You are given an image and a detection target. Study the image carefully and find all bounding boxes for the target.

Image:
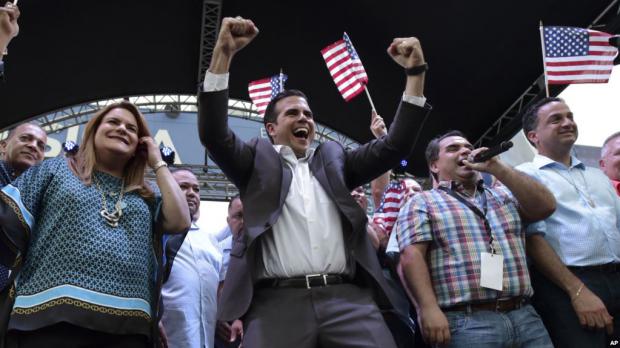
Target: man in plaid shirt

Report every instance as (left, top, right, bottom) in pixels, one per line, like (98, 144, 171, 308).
(395, 131, 555, 347)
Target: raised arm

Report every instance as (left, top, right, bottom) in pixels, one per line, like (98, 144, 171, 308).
(141, 137, 191, 234)
(197, 17, 259, 188)
(387, 37, 426, 98)
(0, 3, 19, 56)
(346, 37, 431, 188)
(207, 17, 258, 74)
(369, 110, 390, 207)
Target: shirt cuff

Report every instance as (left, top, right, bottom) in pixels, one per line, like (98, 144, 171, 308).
(402, 94, 427, 107)
(524, 221, 546, 237)
(203, 71, 229, 92)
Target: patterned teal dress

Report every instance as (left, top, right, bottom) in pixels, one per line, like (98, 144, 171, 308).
(0, 157, 161, 338)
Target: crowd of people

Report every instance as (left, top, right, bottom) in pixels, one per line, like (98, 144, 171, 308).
(1, 7, 620, 348)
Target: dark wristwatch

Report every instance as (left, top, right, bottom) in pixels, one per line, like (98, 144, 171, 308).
(405, 63, 428, 76)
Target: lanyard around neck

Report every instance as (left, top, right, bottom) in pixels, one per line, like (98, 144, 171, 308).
(438, 185, 496, 254)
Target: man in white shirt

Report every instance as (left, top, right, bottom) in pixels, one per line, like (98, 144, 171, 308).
(161, 169, 224, 348)
(199, 17, 431, 348)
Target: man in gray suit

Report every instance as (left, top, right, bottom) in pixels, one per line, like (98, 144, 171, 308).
(199, 16, 431, 348)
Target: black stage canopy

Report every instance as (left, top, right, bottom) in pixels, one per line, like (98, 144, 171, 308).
(0, 0, 617, 175)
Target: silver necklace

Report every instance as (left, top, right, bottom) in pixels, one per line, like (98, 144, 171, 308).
(93, 174, 125, 227)
(550, 168, 595, 208)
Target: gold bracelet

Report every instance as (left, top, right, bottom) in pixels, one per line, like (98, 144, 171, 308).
(571, 283, 585, 301)
(152, 160, 168, 173)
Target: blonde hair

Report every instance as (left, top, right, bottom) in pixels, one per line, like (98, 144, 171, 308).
(69, 101, 154, 199)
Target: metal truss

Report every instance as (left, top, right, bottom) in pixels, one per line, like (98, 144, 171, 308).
(473, 80, 543, 147)
(315, 124, 359, 149)
(12, 94, 359, 201)
(197, 0, 223, 89)
(23, 94, 359, 147)
(145, 164, 238, 201)
(24, 95, 200, 136)
(474, 0, 620, 147)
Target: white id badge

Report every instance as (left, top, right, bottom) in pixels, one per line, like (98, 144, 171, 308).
(480, 252, 504, 291)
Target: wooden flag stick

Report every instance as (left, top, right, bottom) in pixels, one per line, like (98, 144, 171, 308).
(539, 21, 550, 97)
(364, 86, 376, 113)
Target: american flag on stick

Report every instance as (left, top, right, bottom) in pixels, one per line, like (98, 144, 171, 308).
(321, 32, 369, 102)
(248, 73, 287, 115)
(541, 26, 618, 85)
(372, 178, 419, 237)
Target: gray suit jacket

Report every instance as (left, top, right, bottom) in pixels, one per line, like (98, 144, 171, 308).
(198, 89, 431, 321)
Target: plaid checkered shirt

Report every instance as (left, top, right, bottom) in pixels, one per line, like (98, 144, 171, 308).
(395, 180, 533, 308)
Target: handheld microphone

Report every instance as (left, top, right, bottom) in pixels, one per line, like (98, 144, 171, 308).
(609, 35, 620, 48)
(472, 141, 514, 163)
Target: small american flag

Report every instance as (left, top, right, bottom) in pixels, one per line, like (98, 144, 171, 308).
(372, 179, 419, 237)
(543, 26, 618, 84)
(321, 32, 368, 101)
(248, 73, 288, 115)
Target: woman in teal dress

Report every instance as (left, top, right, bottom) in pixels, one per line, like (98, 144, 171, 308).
(0, 101, 190, 347)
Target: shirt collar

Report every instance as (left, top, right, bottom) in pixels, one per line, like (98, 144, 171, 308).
(438, 178, 485, 193)
(533, 153, 585, 170)
(273, 144, 315, 163)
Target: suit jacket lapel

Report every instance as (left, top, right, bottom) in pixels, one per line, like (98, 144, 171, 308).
(279, 155, 292, 207)
(310, 145, 366, 244)
(309, 146, 333, 201)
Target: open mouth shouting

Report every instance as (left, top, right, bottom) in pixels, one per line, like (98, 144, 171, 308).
(293, 127, 310, 140)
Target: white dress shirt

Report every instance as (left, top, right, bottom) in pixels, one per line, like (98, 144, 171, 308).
(161, 222, 223, 348)
(257, 145, 348, 278)
(202, 71, 425, 278)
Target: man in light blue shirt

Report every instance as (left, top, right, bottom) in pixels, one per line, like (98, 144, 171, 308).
(517, 97, 620, 347)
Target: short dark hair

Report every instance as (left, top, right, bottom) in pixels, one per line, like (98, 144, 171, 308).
(425, 130, 467, 180)
(263, 89, 309, 143)
(521, 97, 563, 146)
